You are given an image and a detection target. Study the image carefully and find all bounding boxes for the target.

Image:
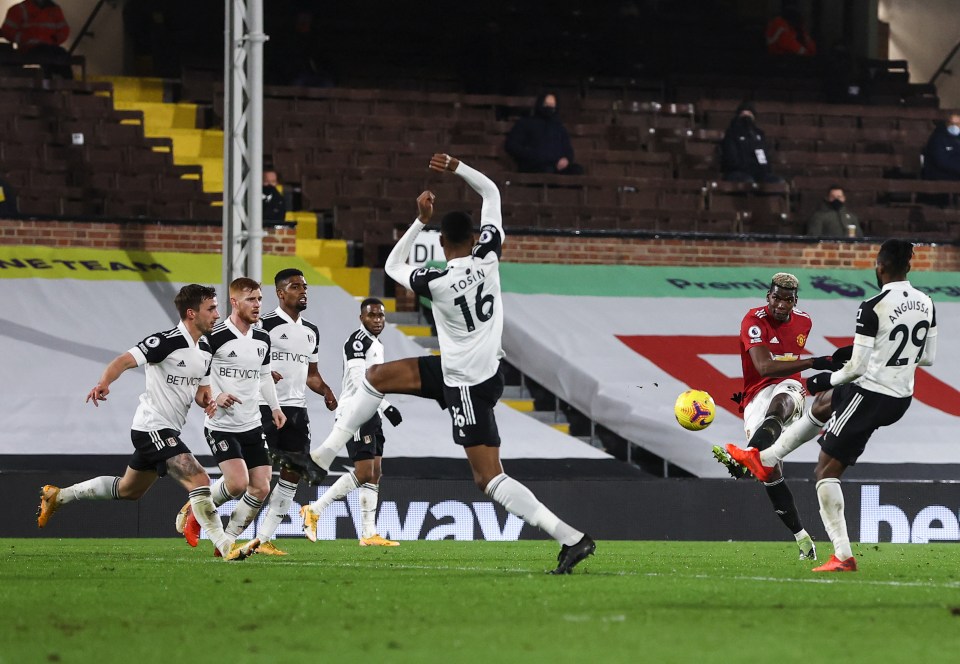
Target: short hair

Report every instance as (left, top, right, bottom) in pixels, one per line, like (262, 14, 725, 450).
(229, 277, 261, 295)
(877, 239, 913, 275)
(174, 284, 216, 319)
(440, 211, 474, 246)
(827, 183, 843, 193)
(770, 272, 800, 292)
(274, 268, 304, 287)
(360, 297, 384, 312)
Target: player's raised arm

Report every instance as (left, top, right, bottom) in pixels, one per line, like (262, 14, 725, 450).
(384, 189, 434, 286)
(430, 153, 503, 238)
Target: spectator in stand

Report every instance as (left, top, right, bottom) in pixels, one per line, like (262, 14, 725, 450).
(1, 0, 72, 78)
(262, 167, 287, 222)
(505, 93, 584, 175)
(720, 102, 783, 184)
(921, 113, 960, 181)
(766, 3, 816, 56)
(806, 185, 863, 237)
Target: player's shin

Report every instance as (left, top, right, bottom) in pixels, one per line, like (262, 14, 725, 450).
(763, 476, 804, 534)
(816, 478, 853, 560)
(58, 476, 121, 503)
(761, 411, 824, 467)
(749, 416, 783, 451)
(189, 486, 234, 556)
(358, 483, 379, 539)
(256, 479, 297, 542)
(225, 492, 264, 538)
(309, 471, 359, 515)
(485, 473, 582, 546)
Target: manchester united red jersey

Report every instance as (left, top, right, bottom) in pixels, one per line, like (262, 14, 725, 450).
(739, 305, 813, 411)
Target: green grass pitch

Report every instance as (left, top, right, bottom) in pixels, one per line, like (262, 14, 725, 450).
(2, 539, 960, 663)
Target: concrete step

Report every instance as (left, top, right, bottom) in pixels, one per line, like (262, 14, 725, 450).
(388, 311, 425, 325)
(501, 398, 534, 412)
(411, 336, 440, 350)
(501, 385, 531, 399)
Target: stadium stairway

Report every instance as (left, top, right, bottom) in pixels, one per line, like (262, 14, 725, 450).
(94, 76, 224, 194)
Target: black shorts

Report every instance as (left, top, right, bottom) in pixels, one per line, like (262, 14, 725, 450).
(346, 414, 385, 461)
(204, 426, 271, 469)
(260, 405, 310, 454)
(442, 369, 504, 448)
(818, 383, 912, 466)
(130, 429, 191, 477)
(418, 355, 448, 409)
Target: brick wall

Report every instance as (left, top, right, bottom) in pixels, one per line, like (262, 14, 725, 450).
(502, 235, 960, 272)
(0, 219, 297, 255)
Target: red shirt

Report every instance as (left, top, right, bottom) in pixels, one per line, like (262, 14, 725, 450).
(739, 305, 812, 411)
(1, 0, 69, 51)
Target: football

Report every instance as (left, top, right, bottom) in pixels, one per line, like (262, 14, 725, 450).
(674, 389, 716, 431)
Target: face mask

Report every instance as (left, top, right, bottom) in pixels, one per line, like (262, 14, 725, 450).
(948, 125, 960, 136)
(538, 106, 556, 118)
(829, 199, 843, 211)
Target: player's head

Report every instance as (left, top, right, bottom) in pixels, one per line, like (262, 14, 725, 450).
(876, 239, 913, 286)
(229, 277, 263, 324)
(275, 268, 307, 313)
(175, 284, 219, 333)
(359, 297, 385, 336)
(439, 211, 474, 258)
(766, 272, 799, 322)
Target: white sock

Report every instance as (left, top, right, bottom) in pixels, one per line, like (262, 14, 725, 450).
(485, 473, 582, 546)
(256, 479, 298, 542)
(189, 486, 233, 556)
(210, 477, 236, 506)
(58, 476, 121, 504)
(761, 410, 825, 466)
(793, 528, 811, 542)
(816, 478, 853, 560)
(359, 483, 379, 539)
(309, 471, 360, 515)
(311, 379, 383, 470)
(225, 492, 264, 538)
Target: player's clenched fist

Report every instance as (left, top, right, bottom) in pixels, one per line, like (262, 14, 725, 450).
(417, 190, 436, 223)
(429, 153, 459, 172)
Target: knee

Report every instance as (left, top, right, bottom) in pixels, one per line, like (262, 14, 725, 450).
(119, 487, 147, 501)
(249, 480, 270, 501)
(225, 477, 248, 498)
(365, 365, 385, 391)
(185, 472, 212, 491)
(354, 467, 376, 485)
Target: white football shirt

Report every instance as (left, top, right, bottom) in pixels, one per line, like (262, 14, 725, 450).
(127, 320, 211, 432)
(385, 161, 504, 387)
(202, 317, 278, 432)
(846, 280, 937, 398)
(258, 307, 320, 408)
(338, 326, 391, 418)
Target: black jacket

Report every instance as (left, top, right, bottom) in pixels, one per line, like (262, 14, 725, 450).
(504, 96, 575, 173)
(720, 116, 773, 180)
(921, 123, 960, 181)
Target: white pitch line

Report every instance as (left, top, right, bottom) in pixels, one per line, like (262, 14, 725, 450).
(238, 559, 960, 589)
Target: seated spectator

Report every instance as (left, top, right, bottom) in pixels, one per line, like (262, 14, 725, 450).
(505, 93, 583, 175)
(921, 113, 960, 181)
(720, 102, 783, 184)
(1, 0, 72, 78)
(262, 168, 286, 222)
(806, 185, 862, 237)
(766, 4, 816, 56)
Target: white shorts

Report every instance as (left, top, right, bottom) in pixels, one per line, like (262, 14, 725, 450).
(742, 380, 805, 442)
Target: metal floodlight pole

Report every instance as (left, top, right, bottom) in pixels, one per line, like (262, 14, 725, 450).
(222, 0, 266, 303)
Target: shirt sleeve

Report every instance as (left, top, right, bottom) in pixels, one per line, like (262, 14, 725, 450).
(384, 218, 424, 287)
(131, 332, 173, 365)
(740, 314, 769, 350)
(855, 299, 880, 338)
(453, 160, 504, 241)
